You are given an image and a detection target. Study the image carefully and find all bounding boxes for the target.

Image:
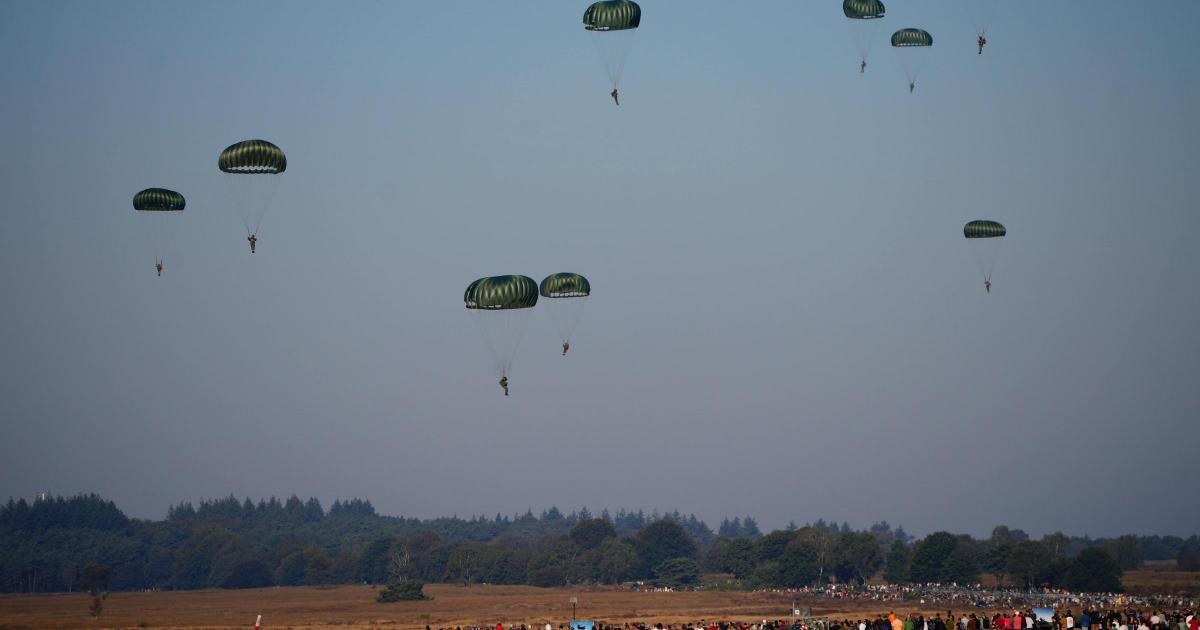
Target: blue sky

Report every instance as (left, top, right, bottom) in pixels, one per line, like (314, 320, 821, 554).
(1, 1, 1197, 538)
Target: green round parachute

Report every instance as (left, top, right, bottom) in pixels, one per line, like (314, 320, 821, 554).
(539, 273, 591, 298)
(964, 220, 1007, 289)
(133, 188, 185, 212)
(219, 139, 286, 241)
(963, 220, 1006, 238)
(844, 0, 885, 20)
(844, 0, 885, 72)
(891, 28, 933, 47)
(584, 0, 641, 90)
(540, 273, 591, 355)
(465, 275, 539, 310)
(465, 275, 539, 383)
(891, 28, 933, 91)
(218, 139, 287, 174)
(583, 0, 641, 31)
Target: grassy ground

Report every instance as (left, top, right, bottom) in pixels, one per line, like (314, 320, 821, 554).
(2, 574, 1197, 630)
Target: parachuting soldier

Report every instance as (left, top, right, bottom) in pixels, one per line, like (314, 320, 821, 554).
(977, 34, 987, 54)
(610, 87, 619, 106)
(248, 233, 257, 253)
(562, 341, 570, 356)
(499, 375, 509, 396)
(155, 260, 163, 277)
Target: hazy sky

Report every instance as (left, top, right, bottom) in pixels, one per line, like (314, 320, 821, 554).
(1, 1, 1197, 540)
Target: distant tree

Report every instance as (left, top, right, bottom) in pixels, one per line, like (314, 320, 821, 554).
(705, 537, 755, 578)
(376, 580, 428, 602)
(1105, 535, 1143, 571)
(941, 539, 980, 583)
(740, 517, 762, 539)
(794, 526, 840, 584)
(81, 564, 111, 618)
(884, 540, 910, 584)
(1177, 548, 1200, 571)
(756, 530, 797, 564)
(655, 557, 701, 587)
(1041, 532, 1070, 561)
(778, 539, 822, 587)
(1064, 547, 1121, 592)
(528, 564, 566, 587)
(596, 538, 639, 584)
(221, 560, 273, 589)
(570, 518, 616, 550)
(1006, 540, 1051, 589)
(359, 537, 394, 584)
(909, 532, 959, 583)
(632, 520, 697, 578)
(834, 531, 882, 585)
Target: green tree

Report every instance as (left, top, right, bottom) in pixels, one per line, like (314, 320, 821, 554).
(596, 538, 639, 584)
(1006, 540, 1051, 589)
(1177, 548, 1200, 571)
(221, 560, 274, 589)
(570, 518, 616, 550)
(655, 557, 701, 587)
(778, 539, 822, 587)
(884, 540, 910, 584)
(632, 520, 697, 578)
(81, 564, 112, 618)
(1064, 547, 1122, 592)
(1104, 535, 1143, 570)
(834, 531, 882, 585)
(909, 532, 958, 582)
(941, 539, 980, 583)
(376, 580, 428, 602)
(756, 530, 797, 564)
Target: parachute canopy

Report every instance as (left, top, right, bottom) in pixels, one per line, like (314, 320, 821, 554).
(844, 0, 885, 20)
(964, 220, 1007, 286)
(465, 275, 539, 310)
(583, 0, 641, 31)
(540, 273, 591, 298)
(964, 220, 1006, 238)
(218, 139, 287, 175)
(133, 188, 185, 212)
(892, 28, 933, 47)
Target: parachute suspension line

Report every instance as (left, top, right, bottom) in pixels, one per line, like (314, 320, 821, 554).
(590, 29, 637, 89)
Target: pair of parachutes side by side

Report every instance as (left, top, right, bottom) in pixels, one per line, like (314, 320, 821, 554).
(843, 1, 933, 91)
(133, 138, 287, 275)
(464, 273, 591, 396)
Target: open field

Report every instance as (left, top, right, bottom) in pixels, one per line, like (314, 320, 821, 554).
(3, 575, 1199, 630)
(0, 584, 904, 630)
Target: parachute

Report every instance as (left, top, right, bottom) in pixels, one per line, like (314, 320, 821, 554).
(891, 28, 933, 92)
(465, 275, 539, 383)
(218, 139, 286, 249)
(133, 188, 184, 274)
(540, 273, 591, 354)
(583, 0, 641, 91)
(843, 0, 885, 72)
(964, 220, 1006, 290)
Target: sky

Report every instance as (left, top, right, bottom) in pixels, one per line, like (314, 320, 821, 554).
(1, 1, 1197, 540)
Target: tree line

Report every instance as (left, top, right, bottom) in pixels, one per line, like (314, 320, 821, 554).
(1, 494, 1197, 594)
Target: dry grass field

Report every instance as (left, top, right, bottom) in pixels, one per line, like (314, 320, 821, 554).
(0, 583, 899, 630)
(2, 574, 1198, 630)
